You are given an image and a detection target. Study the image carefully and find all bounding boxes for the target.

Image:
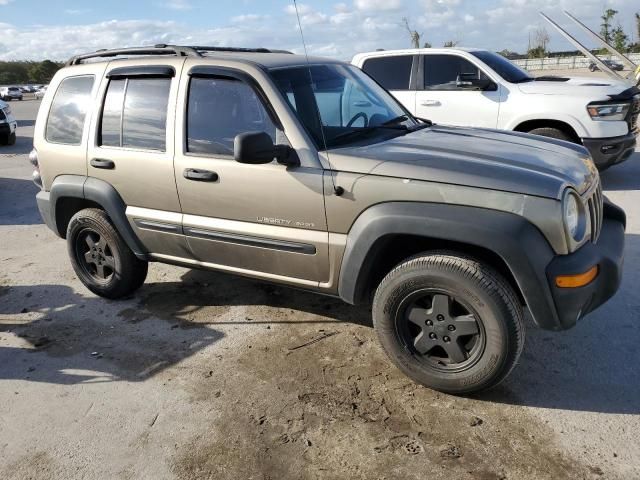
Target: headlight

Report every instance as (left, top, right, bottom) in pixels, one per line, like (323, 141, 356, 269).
(587, 102, 630, 121)
(563, 189, 587, 243)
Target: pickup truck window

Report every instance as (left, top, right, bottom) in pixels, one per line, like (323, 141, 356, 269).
(423, 55, 489, 90)
(362, 56, 413, 90)
(187, 77, 276, 156)
(271, 64, 417, 150)
(470, 51, 533, 83)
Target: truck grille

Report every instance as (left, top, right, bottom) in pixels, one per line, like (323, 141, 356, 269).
(585, 180, 603, 243)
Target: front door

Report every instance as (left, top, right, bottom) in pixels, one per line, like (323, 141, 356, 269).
(173, 67, 329, 285)
(415, 54, 501, 128)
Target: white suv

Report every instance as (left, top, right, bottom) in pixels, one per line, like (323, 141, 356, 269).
(352, 48, 639, 170)
(0, 99, 17, 145)
(0, 86, 24, 101)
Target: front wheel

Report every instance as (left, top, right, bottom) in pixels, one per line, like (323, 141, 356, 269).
(372, 252, 524, 395)
(67, 208, 148, 299)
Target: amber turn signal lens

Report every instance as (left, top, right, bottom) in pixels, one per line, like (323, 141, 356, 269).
(555, 265, 599, 288)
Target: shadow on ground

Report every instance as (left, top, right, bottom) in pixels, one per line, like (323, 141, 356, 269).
(0, 177, 42, 225)
(600, 152, 640, 191)
(0, 135, 33, 156)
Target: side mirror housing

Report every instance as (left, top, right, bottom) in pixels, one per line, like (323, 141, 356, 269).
(234, 132, 297, 166)
(456, 74, 497, 91)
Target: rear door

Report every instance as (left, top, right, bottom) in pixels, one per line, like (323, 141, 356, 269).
(360, 55, 417, 113)
(415, 53, 501, 128)
(86, 58, 190, 258)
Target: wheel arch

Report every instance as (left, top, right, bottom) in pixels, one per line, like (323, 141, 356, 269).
(512, 118, 583, 142)
(337, 202, 563, 330)
(48, 175, 147, 258)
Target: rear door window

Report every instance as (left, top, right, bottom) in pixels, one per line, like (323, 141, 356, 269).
(100, 78, 171, 151)
(45, 76, 95, 145)
(362, 56, 413, 90)
(423, 55, 488, 90)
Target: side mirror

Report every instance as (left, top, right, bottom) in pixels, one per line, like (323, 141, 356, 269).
(234, 131, 296, 166)
(456, 74, 496, 91)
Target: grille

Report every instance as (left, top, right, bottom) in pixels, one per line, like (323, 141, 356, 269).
(630, 95, 640, 133)
(585, 180, 603, 243)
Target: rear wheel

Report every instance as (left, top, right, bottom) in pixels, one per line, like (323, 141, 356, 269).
(67, 208, 148, 299)
(372, 252, 524, 394)
(7, 132, 16, 145)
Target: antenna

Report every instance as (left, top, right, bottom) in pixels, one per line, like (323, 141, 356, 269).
(292, 0, 343, 196)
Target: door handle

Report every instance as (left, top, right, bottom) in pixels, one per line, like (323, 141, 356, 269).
(420, 100, 441, 107)
(90, 158, 115, 170)
(183, 168, 219, 182)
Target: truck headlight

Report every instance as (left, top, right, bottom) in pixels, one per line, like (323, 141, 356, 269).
(587, 102, 630, 121)
(563, 189, 586, 243)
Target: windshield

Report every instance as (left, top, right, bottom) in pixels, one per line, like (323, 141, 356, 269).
(471, 51, 533, 84)
(270, 64, 419, 149)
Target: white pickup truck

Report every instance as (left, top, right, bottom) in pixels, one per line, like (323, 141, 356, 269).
(352, 48, 639, 170)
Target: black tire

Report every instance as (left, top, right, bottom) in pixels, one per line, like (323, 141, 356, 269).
(527, 127, 572, 142)
(7, 132, 16, 146)
(372, 252, 524, 395)
(67, 208, 148, 299)
(0, 134, 7, 146)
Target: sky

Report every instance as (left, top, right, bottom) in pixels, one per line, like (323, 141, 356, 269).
(0, 0, 637, 61)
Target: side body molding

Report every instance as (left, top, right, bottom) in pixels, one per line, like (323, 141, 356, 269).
(338, 202, 562, 330)
(45, 175, 147, 258)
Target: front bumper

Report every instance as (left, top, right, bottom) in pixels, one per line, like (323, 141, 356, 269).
(545, 201, 625, 329)
(582, 132, 637, 170)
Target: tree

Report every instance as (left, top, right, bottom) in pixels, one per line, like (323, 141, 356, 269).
(443, 40, 459, 48)
(527, 27, 549, 58)
(636, 12, 640, 42)
(600, 9, 618, 44)
(611, 24, 628, 52)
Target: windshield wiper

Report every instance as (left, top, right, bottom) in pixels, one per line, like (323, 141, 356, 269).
(382, 114, 409, 126)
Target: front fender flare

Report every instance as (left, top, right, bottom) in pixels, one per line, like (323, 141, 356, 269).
(338, 202, 563, 330)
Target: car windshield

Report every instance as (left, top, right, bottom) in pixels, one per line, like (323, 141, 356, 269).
(8, 87, 19, 91)
(471, 51, 533, 84)
(270, 63, 421, 150)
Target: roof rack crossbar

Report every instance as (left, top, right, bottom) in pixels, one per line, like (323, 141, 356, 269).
(66, 45, 201, 66)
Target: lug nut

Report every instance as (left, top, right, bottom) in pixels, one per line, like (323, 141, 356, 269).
(448, 325, 456, 331)
(429, 333, 437, 339)
(437, 314, 445, 321)
(426, 320, 433, 326)
(443, 336, 451, 343)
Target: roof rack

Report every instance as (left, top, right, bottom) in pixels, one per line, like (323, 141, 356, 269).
(190, 46, 293, 54)
(66, 44, 293, 66)
(66, 45, 201, 66)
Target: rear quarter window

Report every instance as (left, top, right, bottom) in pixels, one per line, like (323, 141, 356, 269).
(45, 76, 95, 145)
(362, 56, 413, 91)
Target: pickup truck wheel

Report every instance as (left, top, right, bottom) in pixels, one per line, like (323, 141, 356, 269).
(67, 208, 148, 299)
(372, 252, 524, 395)
(526, 127, 571, 142)
(7, 132, 16, 145)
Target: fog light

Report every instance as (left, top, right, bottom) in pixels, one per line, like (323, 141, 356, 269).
(555, 265, 599, 288)
(600, 144, 619, 154)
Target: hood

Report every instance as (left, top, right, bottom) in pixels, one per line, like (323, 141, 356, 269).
(517, 76, 633, 98)
(328, 125, 597, 199)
